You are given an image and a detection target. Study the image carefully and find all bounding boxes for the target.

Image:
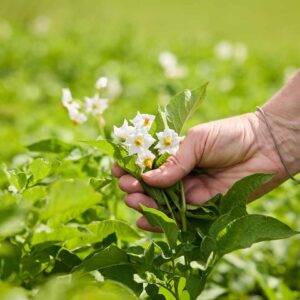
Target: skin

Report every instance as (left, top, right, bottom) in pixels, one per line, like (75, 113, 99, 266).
(112, 70, 300, 232)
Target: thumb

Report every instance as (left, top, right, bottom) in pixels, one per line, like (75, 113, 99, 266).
(142, 129, 201, 188)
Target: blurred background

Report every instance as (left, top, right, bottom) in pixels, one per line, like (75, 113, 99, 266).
(0, 0, 299, 162)
(0, 1, 300, 297)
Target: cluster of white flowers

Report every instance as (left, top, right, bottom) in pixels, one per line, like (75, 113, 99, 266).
(214, 41, 248, 63)
(62, 76, 112, 125)
(158, 51, 188, 79)
(113, 112, 182, 170)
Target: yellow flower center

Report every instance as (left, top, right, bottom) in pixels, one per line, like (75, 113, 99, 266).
(144, 158, 153, 168)
(134, 137, 143, 146)
(143, 118, 150, 126)
(163, 137, 172, 146)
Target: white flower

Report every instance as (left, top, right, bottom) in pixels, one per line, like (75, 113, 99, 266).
(69, 109, 87, 125)
(130, 112, 155, 130)
(95, 76, 108, 89)
(113, 119, 135, 143)
(159, 51, 178, 69)
(136, 150, 156, 170)
(85, 95, 108, 116)
(107, 77, 122, 99)
(125, 130, 156, 155)
(233, 43, 248, 63)
(165, 65, 188, 79)
(155, 128, 181, 155)
(215, 41, 248, 63)
(62, 88, 73, 108)
(214, 41, 233, 60)
(158, 51, 187, 79)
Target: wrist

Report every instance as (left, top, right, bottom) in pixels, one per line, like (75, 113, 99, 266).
(261, 70, 300, 177)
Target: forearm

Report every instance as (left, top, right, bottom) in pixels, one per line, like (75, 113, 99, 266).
(262, 70, 300, 176)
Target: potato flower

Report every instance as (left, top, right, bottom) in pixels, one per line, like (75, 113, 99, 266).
(95, 76, 108, 90)
(130, 112, 155, 130)
(136, 150, 156, 170)
(125, 129, 156, 155)
(85, 95, 108, 116)
(113, 119, 135, 143)
(155, 128, 181, 155)
(62, 88, 73, 108)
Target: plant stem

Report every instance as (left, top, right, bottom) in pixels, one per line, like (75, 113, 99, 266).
(163, 192, 176, 221)
(179, 180, 187, 232)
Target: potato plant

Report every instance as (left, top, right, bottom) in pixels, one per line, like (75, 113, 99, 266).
(0, 85, 299, 299)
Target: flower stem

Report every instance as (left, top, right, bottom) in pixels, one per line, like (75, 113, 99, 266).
(179, 181, 187, 232)
(163, 192, 176, 221)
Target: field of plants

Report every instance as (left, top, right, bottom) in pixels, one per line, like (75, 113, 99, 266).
(0, 1, 300, 299)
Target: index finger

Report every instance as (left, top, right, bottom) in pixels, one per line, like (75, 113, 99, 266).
(111, 162, 127, 178)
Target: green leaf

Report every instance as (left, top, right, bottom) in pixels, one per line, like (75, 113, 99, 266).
(209, 205, 246, 238)
(73, 281, 137, 300)
(89, 177, 112, 191)
(73, 245, 129, 273)
(3, 165, 27, 191)
(0, 205, 26, 238)
(141, 205, 179, 248)
(220, 173, 273, 214)
(28, 158, 52, 184)
(83, 140, 115, 156)
(66, 220, 140, 249)
(42, 179, 102, 225)
(199, 236, 216, 267)
(31, 225, 80, 246)
(164, 83, 208, 134)
(101, 265, 143, 295)
(27, 139, 75, 153)
(154, 153, 169, 168)
(22, 185, 48, 204)
(35, 276, 138, 300)
(216, 214, 299, 256)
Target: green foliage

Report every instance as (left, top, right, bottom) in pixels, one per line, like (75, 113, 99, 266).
(0, 14, 299, 299)
(141, 205, 179, 249)
(165, 84, 208, 134)
(42, 179, 102, 225)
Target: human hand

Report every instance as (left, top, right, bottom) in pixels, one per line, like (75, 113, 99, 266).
(112, 111, 289, 231)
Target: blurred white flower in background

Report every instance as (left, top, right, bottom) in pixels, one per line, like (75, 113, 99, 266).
(95, 76, 122, 99)
(31, 15, 51, 35)
(68, 103, 87, 125)
(158, 51, 188, 79)
(61, 88, 87, 125)
(214, 41, 248, 63)
(233, 43, 248, 63)
(0, 20, 12, 39)
(214, 41, 233, 61)
(136, 150, 156, 169)
(62, 88, 73, 108)
(85, 95, 108, 116)
(96, 77, 108, 90)
(283, 66, 298, 83)
(155, 128, 181, 155)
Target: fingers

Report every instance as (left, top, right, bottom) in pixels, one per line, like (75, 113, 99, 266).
(111, 162, 127, 178)
(118, 174, 144, 193)
(136, 216, 162, 232)
(142, 128, 205, 188)
(124, 193, 158, 212)
(183, 175, 228, 204)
